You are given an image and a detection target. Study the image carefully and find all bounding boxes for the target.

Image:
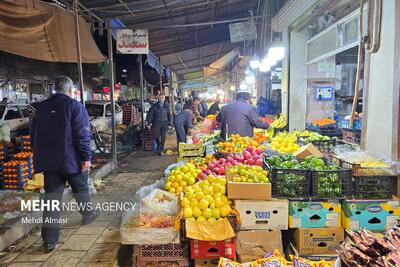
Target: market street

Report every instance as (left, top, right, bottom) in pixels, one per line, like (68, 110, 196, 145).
(0, 136, 176, 267)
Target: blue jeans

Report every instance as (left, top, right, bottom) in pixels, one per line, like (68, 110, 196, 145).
(41, 171, 91, 245)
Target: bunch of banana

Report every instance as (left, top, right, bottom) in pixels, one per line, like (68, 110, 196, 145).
(270, 114, 287, 129)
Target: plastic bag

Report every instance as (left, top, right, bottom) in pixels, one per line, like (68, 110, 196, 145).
(120, 207, 179, 245)
(134, 180, 164, 202)
(200, 119, 214, 134)
(141, 189, 178, 215)
(0, 123, 11, 142)
(164, 161, 186, 177)
(185, 218, 235, 241)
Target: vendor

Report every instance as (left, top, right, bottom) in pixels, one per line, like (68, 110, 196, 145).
(207, 99, 221, 115)
(174, 109, 195, 146)
(217, 91, 269, 140)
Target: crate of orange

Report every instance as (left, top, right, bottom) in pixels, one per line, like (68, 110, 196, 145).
(215, 134, 262, 154)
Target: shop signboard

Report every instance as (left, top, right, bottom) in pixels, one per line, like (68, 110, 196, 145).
(179, 79, 219, 90)
(116, 29, 149, 54)
(229, 20, 257, 43)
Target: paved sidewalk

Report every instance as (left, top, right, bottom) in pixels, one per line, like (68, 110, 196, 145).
(0, 135, 177, 267)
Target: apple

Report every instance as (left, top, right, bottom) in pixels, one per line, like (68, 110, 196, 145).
(243, 151, 251, 159)
(246, 146, 254, 153)
(205, 169, 211, 175)
(255, 149, 263, 155)
(217, 167, 225, 175)
(219, 158, 226, 164)
(255, 159, 263, 166)
(225, 163, 233, 168)
(247, 159, 255, 165)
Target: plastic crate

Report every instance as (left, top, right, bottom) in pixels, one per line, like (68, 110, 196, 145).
(135, 260, 188, 267)
(339, 119, 362, 130)
(178, 143, 204, 159)
(264, 161, 311, 198)
(298, 138, 337, 153)
(135, 242, 189, 266)
(331, 155, 397, 177)
(311, 168, 352, 199)
(353, 176, 397, 199)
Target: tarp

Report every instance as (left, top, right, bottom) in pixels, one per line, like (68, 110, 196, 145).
(0, 0, 106, 63)
(203, 48, 239, 77)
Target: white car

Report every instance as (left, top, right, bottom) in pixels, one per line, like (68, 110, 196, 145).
(0, 103, 35, 136)
(85, 101, 123, 132)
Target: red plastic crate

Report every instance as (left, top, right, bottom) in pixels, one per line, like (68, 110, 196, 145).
(190, 238, 235, 259)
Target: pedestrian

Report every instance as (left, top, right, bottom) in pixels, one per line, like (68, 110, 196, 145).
(217, 91, 270, 139)
(31, 76, 99, 253)
(174, 109, 194, 146)
(207, 99, 221, 115)
(2, 97, 8, 103)
(200, 98, 208, 117)
(147, 94, 173, 155)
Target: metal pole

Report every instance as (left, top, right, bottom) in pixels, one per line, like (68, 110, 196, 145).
(139, 54, 146, 151)
(159, 62, 163, 94)
(107, 21, 117, 162)
(73, 0, 85, 104)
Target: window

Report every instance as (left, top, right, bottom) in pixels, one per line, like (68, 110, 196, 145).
(85, 104, 104, 117)
(5, 107, 22, 120)
(20, 106, 34, 117)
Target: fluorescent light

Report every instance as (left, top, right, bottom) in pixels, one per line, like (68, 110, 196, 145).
(230, 85, 236, 91)
(249, 54, 260, 69)
(275, 67, 282, 71)
(263, 56, 277, 67)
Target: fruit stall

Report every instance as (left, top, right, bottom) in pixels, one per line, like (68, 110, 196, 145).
(120, 114, 400, 267)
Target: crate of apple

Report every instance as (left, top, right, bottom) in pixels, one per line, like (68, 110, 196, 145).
(227, 165, 269, 183)
(197, 147, 264, 179)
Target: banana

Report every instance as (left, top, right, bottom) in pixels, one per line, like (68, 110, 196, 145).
(270, 114, 287, 129)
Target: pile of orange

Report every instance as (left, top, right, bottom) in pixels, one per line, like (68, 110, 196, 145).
(216, 134, 261, 153)
(312, 118, 336, 127)
(254, 132, 268, 143)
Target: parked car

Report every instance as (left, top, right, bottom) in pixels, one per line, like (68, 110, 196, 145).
(85, 101, 123, 131)
(0, 102, 35, 136)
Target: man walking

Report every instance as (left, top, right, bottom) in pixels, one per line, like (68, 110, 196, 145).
(31, 76, 99, 253)
(147, 94, 173, 155)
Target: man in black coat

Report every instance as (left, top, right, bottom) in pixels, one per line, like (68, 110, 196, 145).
(147, 95, 173, 155)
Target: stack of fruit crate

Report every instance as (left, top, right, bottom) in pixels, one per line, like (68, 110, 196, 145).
(122, 103, 141, 126)
(178, 143, 204, 162)
(19, 135, 32, 152)
(2, 159, 33, 190)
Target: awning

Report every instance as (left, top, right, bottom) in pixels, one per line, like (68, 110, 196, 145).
(0, 0, 106, 63)
(203, 49, 240, 77)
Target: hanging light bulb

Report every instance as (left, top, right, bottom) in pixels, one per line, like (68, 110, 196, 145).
(239, 82, 248, 90)
(259, 61, 271, 72)
(268, 46, 285, 61)
(249, 54, 260, 69)
(263, 56, 277, 67)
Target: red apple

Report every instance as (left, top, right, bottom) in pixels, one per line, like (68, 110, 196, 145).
(205, 169, 211, 175)
(217, 167, 225, 175)
(255, 149, 263, 155)
(246, 146, 254, 153)
(247, 159, 255, 165)
(219, 158, 227, 164)
(255, 159, 263, 166)
(243, 151, 251, 159)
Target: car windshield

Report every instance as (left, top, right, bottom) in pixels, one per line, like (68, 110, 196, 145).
(85, 104, 103, 117)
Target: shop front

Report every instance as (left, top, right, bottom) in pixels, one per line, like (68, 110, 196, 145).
(272, 0, 400, 159)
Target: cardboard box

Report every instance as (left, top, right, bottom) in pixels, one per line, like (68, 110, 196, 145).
(289, 200, 341, 228)
(293, 143, 324, 159)
(342, 200, 400, 231)
(194, 259, 219, 267)
(235, 199, 289, 230)
(235, 230, 283, 262)
(294, 227, 344, 255)
(190, 238, 235, 259)
(226, 174, 272, 200)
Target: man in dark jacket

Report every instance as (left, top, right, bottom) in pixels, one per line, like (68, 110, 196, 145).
(200, 99, 208, 117)
(31, 76, 99, 253)
(217, 92, 269, 139)
(174, 109, 194, 145)
(207, 99, 221, 115)
(147, 94, 173, 155)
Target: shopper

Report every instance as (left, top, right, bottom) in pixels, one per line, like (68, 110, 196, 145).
(174, 109, 195, 146)
(217, 91, 270, 139)
(31, 76, 99, 253)
(183, 97, 202, 121)
(175, 98, 183, 114)
(207, 99, 221, 115)
(200, 98, 208, 117)
(147, 94, 173, 155)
